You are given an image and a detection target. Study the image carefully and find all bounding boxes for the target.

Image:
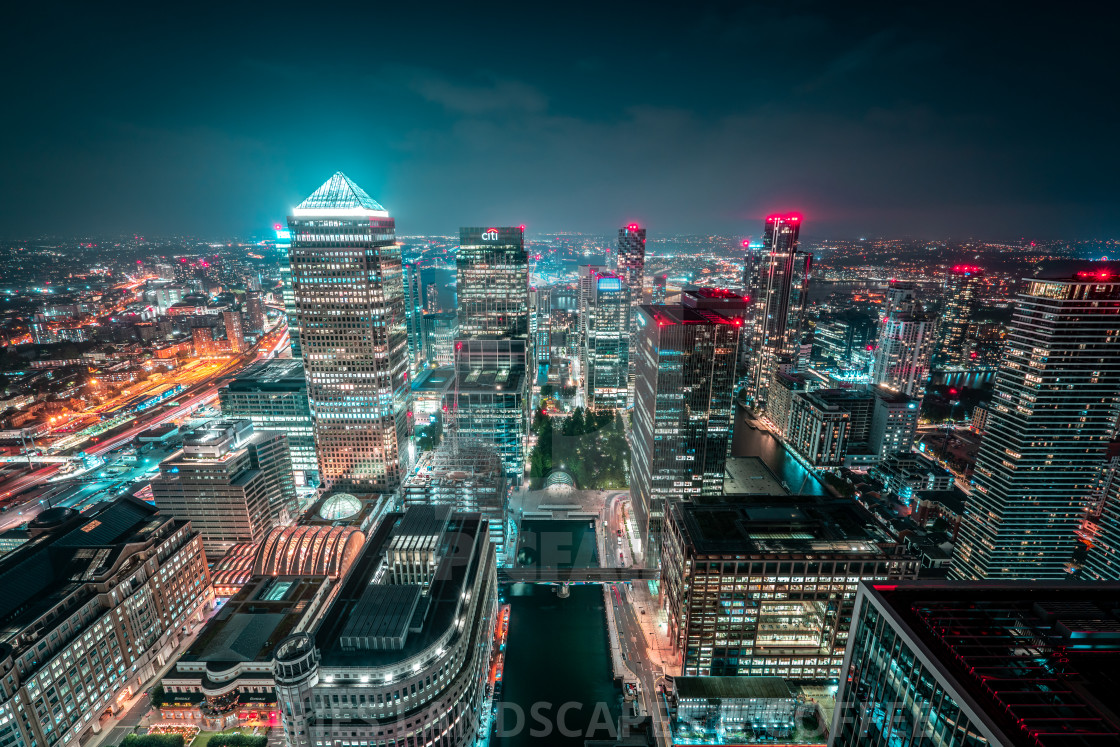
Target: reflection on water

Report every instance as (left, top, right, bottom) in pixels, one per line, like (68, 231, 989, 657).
(731, 407, 827, 495)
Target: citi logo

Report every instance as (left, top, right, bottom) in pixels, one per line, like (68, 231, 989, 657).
(481, 228, 500, 241)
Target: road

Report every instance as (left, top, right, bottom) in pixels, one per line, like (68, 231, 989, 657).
(607, 583, 672, 746)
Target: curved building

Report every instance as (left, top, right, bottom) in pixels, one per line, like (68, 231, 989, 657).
(253, 525, 365, 578)
(273, 506, 497, 747)
(318, 493, 363, 522)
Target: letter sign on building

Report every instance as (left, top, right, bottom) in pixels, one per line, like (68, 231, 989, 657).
(481, 228, 499, 241)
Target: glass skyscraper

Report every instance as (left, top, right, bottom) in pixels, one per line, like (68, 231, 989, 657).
(584, 271, 631, 409)
(938, 264, 985, 368)
(631, 289, 746, 565)
(456, 226, 529, 341)
(739, 215, 811, 408)
(403, 261, 426, 376)
(871, 282, 937, 399)
(287, 172, 411, 493)
(276, 224, 300, 358)
(952, 271, 1120, 580)
(617, 224, 646, 406)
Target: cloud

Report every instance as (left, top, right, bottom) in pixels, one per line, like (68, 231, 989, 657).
(405, 70, 548, 115)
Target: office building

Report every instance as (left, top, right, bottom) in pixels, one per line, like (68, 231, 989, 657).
(952, 271, 1120, 580)
(245, 289, 266, 335)
(785, 390, 851, 468)
(410, 365, 455, 425)
(276, 224, 300, 357)
(631, 289, 746, 564)
(617, 224, 647, 403)
(669, 678, 817, 745)
(661, 494, 919, 680)
(219, 358, 318, 487)
(765, 371, 810, 435)
(287, 172, 411, 493)
(938, 264, 984, 368)
(457, 226, 529, 341)
(577, 263, 607, 340)
(652, 273, 667, 304)
(871, 282, 936, 398)
(404, 261, 426, 377)
(0, 497, 213, 747)
(739, 215, 811, 408)
(449, 339, 528, 478)
(223, 309, 245, 353)
(402, 439, 509, 556)
(422, 310, 458, 367)
(271, 506, 498, 747)
(872, 452, 954, 505)
(584, 271, 631, 409)
(152, 420, 298, 558)
(831, 581, 1120, 747)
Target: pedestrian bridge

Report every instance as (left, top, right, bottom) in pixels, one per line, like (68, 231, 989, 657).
(498, 566, 659, 583)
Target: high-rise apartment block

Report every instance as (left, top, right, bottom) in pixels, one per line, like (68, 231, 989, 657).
(245, 289, 266, 335)
(661, 494, 919, 680)
(287, 172, 411, 493)
(0, 497, 213, 747)
(584, 271, 631, 409)
(223, 309, 245, 353)
(219, 358, 318, 487)
(832, 581, 1120, 746)
(272, 506, 497, 747)
(871, 282, 936, 398)
(631, 289, 746, 564)
(152, 419, 298, 557)
(739, 215, 811, 408)
(617, 224, 647, 403)
(952, 271, 1120, 580)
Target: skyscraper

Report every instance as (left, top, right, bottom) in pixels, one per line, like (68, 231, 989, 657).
(584, 271, 631, 409)
(457, 226, 529, 341)
(871, 282, 936, 398)
(403, 261, 426, 376)
(276, 224, 300, 357)
(616, 223, 646, 299)
(938, 264, 984, 368)
(652, 273, 667, 304)
(631, 289, 746, 565)
(738, 215, 811, 408)
(952, 270, 1120, 580)
(288, 172, 411, 493)
(617, 224, 647, 405)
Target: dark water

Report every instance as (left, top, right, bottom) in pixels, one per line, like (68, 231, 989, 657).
(494, 583, 621, 746)
(731, 408, 827, 495)
(930, 369, 996, 389)
(515, 519, 600, 568)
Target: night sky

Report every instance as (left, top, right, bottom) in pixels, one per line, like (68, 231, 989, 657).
(3, 2, 1117, 240)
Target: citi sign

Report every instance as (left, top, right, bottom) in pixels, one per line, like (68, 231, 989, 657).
(481, 228, 500, 241)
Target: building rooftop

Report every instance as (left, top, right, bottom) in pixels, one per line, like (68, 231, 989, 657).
(723, 457, 790, 496)
(226, 358, 306, 392)
(0, 496, 180, 645)
(674, 676, 793, 701)
(291, 172, 389, 217)
(669, 493, 892, 556)
(864, 581, 1120, 747)
(641, 304, 744, 327)
(411, 366, 455, 394)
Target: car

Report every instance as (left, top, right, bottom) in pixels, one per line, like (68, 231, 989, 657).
(620, 552, 624, 560)
(617, 529, 622, 536)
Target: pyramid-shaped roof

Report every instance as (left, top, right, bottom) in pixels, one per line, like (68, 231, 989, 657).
(291, 172, 389, 217)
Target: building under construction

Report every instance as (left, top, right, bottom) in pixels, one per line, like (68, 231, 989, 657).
(402, 439, 509, 557)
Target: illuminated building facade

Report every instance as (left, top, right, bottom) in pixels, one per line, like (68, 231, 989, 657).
(404, 261, 426, 376)
(422, 311, 458, 367)
(219, 358, 318, 487)
(652, 273, 667, 304)
(952, 272, 1120, 580)
(276, 225, 300, 357)
(0, 497, 213, 747)
(223, 309, 245, 353)
(631, 289, 746, 565)
(739, 215, 811, 408)
(449, 339, 528, 479)
(938, 265, 984, 368)
(456, 226, 529, 342)
(871, 282, 936, 398)
(152, 419, 298, 558)
(584, 271, 631, 409)
(287, 172, 411, 493)
(617, 224, 646, 405)
(832, 581, 1120, 747)
(660, 494, 918, 680)
(272, 507, 497, 747)
(245, 289, 266, 335)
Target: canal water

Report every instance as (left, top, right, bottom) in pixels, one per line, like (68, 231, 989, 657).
(731, 406, 827, 496)
(494, 584, 621, 746)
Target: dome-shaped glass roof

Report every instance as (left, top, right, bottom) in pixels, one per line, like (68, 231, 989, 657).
(319, 493, 362, 521)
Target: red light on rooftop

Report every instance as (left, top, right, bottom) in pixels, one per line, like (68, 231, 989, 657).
(518, 224, 525, 231)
